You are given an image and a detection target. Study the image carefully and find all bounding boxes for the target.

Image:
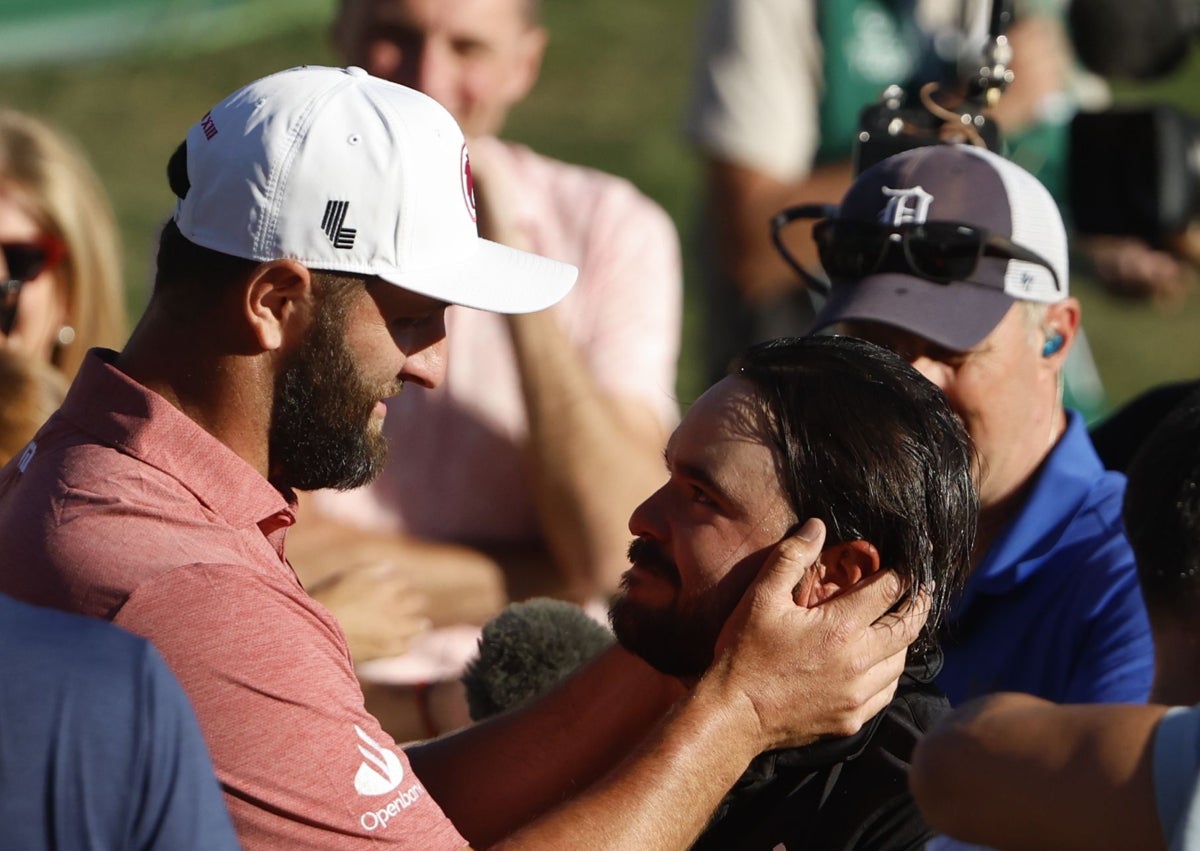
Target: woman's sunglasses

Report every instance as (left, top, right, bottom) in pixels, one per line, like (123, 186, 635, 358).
(770, 204, 1062, 296)
(1, 235, 66, 335)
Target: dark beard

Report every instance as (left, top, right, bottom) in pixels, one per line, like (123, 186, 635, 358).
(609, 538, 722, 679)
(269, 305, 391, 492)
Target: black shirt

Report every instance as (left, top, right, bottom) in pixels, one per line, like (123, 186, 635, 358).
(691, 652, 948, 851)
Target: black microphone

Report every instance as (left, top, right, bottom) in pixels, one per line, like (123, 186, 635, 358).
(461, 598, 615, 721)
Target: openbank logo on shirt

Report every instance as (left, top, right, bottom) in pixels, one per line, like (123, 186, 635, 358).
(353, 725, 404, 796)
(353, 725, 427, 833)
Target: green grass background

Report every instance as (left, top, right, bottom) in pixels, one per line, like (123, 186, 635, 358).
(3, 0, 1199, 411)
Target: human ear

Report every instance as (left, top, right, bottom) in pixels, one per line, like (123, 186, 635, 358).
(243, 260, 313, 353)
(797, 540, 882, 606)
(1039, 298, 1081, 367)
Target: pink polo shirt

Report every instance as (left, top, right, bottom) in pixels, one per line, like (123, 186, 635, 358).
(312, 138, 682, 542)
(0, 350, 465, 850)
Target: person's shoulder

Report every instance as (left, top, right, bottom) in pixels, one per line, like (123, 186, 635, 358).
(3, 423, 194, 518)
(1059, 466, 1134, 562)
(115, 559, 349, 666)
(0, 594, 154, 686)
(1025, 418, 1133, 557)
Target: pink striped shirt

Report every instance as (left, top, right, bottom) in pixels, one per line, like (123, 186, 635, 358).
(0, 350, 465, 850)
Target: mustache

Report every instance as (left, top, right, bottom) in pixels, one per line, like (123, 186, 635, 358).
(626, 537, 680, 585)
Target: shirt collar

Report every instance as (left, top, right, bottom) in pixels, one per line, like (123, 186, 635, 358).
(58, 349, 296, 536)
(954, 410, 1107, 612)
(739, 649, 943, 781)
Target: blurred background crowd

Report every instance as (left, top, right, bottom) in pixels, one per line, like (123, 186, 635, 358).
(6, 0, 1200, 413)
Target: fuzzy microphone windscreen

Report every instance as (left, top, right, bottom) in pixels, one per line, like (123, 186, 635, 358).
(461, 598, 615, 721)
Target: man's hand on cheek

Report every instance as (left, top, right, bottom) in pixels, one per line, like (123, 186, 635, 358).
(700, 518, 928, 753)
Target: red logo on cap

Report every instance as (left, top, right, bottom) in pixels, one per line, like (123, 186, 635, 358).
(461, 144, 477, 223)
(200, 111, 218, 141)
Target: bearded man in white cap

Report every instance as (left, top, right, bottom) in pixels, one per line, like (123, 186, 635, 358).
(0, 66, 927, 849)
(798, 143, 1154, 706)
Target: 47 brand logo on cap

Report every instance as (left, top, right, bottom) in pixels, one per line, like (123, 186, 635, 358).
(322, 200, 357, 249)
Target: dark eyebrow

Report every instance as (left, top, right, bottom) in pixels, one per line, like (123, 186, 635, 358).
(664, 448, 736, 508)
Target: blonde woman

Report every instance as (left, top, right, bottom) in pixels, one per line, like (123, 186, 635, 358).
(0, 348, 66, 466)
(0, 109, 124, 379)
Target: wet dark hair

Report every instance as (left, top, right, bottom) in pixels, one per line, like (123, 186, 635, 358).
(731, 335, 977, 654)
(1123, 389, 1200, 630)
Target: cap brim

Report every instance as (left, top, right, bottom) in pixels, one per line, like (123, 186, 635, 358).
(813, 273, 1015, 352)
(376, 238, 578, 314)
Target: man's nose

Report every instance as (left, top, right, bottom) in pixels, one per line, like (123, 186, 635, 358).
(627, 483, 669, 540)
(400, 336, 447, 389)
(909, 354, 951, 391)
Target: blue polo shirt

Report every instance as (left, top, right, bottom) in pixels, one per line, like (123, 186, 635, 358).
(0, 594, 239, 850)
(937, 411, 1154, 705)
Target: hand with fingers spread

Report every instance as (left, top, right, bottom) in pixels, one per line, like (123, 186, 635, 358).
(703, 518, 928, 752)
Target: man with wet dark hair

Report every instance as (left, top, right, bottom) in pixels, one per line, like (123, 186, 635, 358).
(612, 334, 977, 850)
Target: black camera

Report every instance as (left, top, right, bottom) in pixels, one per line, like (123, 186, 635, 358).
(1068, 106, 1200, 244)
(854, 83, 1004, 175)
(852, 0, 1013, 175)
(851, 0, 1200, 246)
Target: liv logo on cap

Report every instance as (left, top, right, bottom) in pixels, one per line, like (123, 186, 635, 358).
(321, 200, 357, 250)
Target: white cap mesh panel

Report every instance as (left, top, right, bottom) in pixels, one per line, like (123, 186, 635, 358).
(961, 145, 1069, 302)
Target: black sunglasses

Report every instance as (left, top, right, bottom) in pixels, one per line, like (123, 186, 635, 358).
(771, 204, 1062, 296)
(1, 236, 66, 336)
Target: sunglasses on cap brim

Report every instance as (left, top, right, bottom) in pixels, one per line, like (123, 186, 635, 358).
(770, 204, 1062, 297)
(1, 236, 66, 336)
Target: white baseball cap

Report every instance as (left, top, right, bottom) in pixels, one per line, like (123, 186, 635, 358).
(173, 65, 577, 314)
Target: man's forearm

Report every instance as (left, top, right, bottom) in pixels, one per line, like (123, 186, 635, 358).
(507, 309, 667, 596)
(490, 676, 762, 850)
(910, 693, 1168, 851)
(406, 644, 682, 846)
(707, 158, 854, 302)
